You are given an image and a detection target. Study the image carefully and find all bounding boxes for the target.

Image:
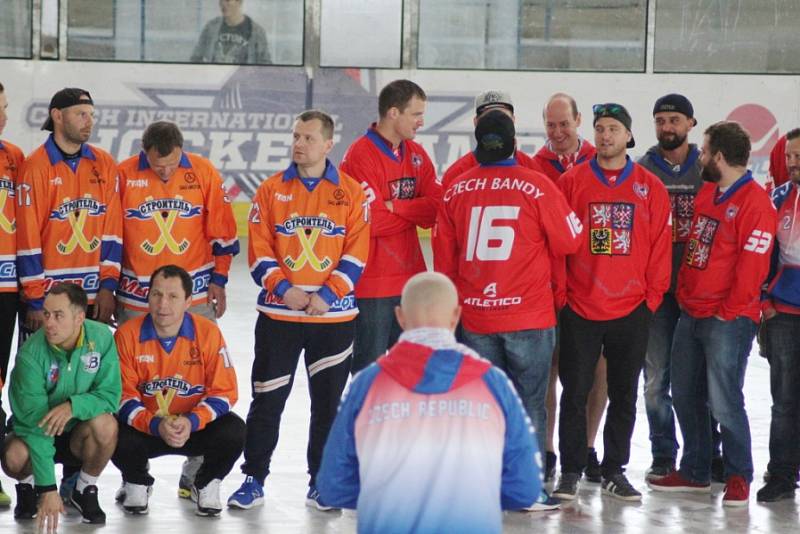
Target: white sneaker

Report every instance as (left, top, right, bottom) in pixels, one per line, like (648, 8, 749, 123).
(122, 483, 152, 515)
(192, 479, 222, 517)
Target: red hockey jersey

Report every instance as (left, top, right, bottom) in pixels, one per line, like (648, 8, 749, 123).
(340, 126, 441, 298)
(0, 140, 24, 293)
(116, 312, 238, 435)
(434, 159, 582, 333)
(677, 172, 776, 323)
(533, 139, 596, 182)
(558, 157, 672, 321)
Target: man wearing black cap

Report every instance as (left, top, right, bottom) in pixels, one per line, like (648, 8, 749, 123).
(637, 94, 705, 482)
(16, 88, 121, 339)
(553, 103, 672, 501)
(435, 110, 582, 511)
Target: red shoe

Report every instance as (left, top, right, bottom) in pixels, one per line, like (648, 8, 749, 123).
(723, 475, 750, 507)
(647, 471, 710, 493)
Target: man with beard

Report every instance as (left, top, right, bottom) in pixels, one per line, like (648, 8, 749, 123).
(637, 94, 704, 482)
(757, 128, 800, 502)
(650, 121, 776, 507)
(553, 103, 671, 501)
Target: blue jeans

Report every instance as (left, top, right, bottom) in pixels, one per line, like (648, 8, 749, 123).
(352, 296, 402, 374)
(643, 293, 680, 461)
(671, 313, 756, 483)
(762, 312, 800, 480)
(462, 327, 555, 455)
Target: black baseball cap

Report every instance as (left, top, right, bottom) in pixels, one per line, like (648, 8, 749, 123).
(653, 93, 697, 126)
(41, 88, 94, 131)
(593, 103, 635, 148)
(474, 109, 516, 164)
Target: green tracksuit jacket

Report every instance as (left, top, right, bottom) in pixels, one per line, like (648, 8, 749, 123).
(9, 319, 121, 491)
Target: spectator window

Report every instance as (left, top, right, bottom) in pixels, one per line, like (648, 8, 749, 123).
(417, 0, 647, 71)
(320, 0, 403, 68)
(654, 0, 800, 73)
(0, 0, 33, 59)
(67, 0, 303, 65)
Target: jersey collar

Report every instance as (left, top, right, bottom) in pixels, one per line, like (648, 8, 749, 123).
(714, 171, 753, 205)
(589, 156, 634, 187)
(282, 159, 340, 185)
(477, 154, 517, 167)
(650, 145, 700, 177)
(140, 313, 196, 343)
(366, 125, 404, 162)
(44, 134, 96, 166)
(137, 150, 192, 171)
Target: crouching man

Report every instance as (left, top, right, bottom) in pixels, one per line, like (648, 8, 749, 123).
(111, 265, 245, 516)
(317, 272, 542, 534)
(1, 283, 121, 529)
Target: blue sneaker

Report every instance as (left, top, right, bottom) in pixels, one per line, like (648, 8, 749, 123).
(305, 486, 337, 511)
(227, 476, 264, 509)
(524, 489, 561, 512)
(59, 471, 79, 507)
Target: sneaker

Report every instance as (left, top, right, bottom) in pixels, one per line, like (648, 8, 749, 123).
(585, 448, 602, 483)
(756, 476, 797, 503)
(552, 472, 581, 500)
(722, 475, 749, 507)
(70, 485, 106, 524)
(524, 489, 561, 511)
(645, 458, 676, 482)
(192, 479, 223, 517)
(227, 476, 265, 509)
(711, 456, 725, 483)
(14, 483, 37, 520)
(647, 471, 710, 493)
(602, 473, 642, 502)
(121, 483, 152, 515)
(59, 471, 79, 507)
(0, 481, 11, 508)
(544, 451, 557, 482)
(179, 456, 204, 499)
(306, 485, 338, 511)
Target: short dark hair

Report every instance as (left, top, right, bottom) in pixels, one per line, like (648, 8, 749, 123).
(378, 80, 426, 118)
(704, 121, 751, 168)
(0, 82, 4, 92)
(48, 283, 89, 313)
(142, 121, 184, 157)
(296, 110, 334, 140)
(544, 93, 579, 120)
(150, 264, 193, 299)
(786, 128, 800, 142)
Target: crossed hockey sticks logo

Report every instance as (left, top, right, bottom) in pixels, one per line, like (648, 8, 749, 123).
(154, 373, 182, 417)
(57, 195, 101, 254)
(141, 195, 190, 255)
(283, 212, 333, 272)
(0, 187, 14, 233)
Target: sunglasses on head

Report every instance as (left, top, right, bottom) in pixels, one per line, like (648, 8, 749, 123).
(593, 104, 624, 116)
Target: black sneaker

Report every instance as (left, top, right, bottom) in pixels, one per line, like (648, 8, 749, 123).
(70, 485, 106, 524)
(756, 476, 797, 503)
(14, 483, 37, 520)
(552, 472, 581, 500)
(645, 458, 676, 482)
(545, 451, 557, 482)
(710, 456, 725, 483)
(585, 448, 602, 483)
(601, 473, 642, 502)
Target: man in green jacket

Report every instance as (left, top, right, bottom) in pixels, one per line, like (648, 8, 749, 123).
(1, 283, 120, 530)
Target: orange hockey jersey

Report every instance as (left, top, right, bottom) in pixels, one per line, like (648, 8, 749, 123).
(16, 136, 122, 309)
(248, 160, 369, 323)
(0, 140, 24, 293)
(117, 152, 239, 311)
(116, 312, 238, 435)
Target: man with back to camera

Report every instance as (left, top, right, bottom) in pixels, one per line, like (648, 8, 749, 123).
(317, 271, 542, 534)
(191, 0, 270, 64)
(553, 103, 672, 502)
(340, 79, 441, 374)
(1, 283, 121, 529)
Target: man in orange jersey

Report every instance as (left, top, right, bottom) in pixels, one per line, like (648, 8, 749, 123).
(16, 88, 122, 337)
(112, 265, 244, 517)
(228, 110, 368, 510)
(0, 81, 24, 507)
(116, 121, 239, 324)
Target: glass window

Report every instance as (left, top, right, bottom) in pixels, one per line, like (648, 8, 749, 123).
(418, 0, 646, 71)
(654, 1, 800, 73)
(320, 0, 403, 68)
(67, 0, 303, 65)
(0, 0, 32, 58)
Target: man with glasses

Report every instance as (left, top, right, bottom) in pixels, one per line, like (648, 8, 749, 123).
(553, 103, 671, 501)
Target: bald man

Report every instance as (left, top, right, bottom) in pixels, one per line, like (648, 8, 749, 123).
(317, 272, 542, 534)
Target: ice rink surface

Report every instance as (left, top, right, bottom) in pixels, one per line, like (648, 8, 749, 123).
(1, 242, 797, 533)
